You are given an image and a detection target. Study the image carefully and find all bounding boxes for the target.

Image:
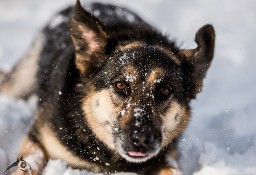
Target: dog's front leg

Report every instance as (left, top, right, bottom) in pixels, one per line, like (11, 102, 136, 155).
(156, 163, 182, 175)
(11, 137, 47, 175)
(157, 167, 182, 175)
(157, 166, 182, 175)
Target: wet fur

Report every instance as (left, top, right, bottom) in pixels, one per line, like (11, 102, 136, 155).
(1, 1, 215, 175)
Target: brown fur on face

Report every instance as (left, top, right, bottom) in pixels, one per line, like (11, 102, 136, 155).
(161, 102, 190, 147)
(117, 41, 146, 51)
(80, 61, 190, 164)
(146, 68, 165, 86)
(82, 86, 122, 150)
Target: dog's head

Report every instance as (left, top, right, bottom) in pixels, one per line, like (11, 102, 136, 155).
(70, 1, 215, 163)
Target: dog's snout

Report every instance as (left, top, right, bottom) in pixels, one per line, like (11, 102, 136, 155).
(128, 128, 159, 148)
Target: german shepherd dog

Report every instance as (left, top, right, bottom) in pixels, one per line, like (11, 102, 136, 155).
(1, 0, 215, 174)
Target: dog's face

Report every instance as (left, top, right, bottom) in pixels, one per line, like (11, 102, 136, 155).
(70, 1, 215, 163)
(83, 47, 189, 162)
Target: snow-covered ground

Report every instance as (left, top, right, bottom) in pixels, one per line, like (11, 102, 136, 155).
(0, 0, 256, 174)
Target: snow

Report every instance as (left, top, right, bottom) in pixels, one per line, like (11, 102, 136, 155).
(49, 14, 68, 29)
(118, 53, 130, 65)
(1, 0, 256, 175)
(25, 149, 44, 172)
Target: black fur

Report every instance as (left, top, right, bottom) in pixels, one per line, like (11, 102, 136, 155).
(30, 4, 175, 173)
(27, 1, 215, 174)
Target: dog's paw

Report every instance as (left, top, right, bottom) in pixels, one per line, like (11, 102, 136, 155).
(158, 168, 182, 175)
(11, 170, 30, 175)
(171, 169, 182, 175)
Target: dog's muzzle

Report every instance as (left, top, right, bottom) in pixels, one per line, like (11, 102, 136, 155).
(125, 126, 162, 159)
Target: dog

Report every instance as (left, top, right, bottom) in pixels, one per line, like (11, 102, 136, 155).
(0, 0, 215, 174)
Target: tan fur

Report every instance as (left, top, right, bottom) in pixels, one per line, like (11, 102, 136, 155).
(0, 35, 43, 98)
(39, 124, 101, 171)
(81, 28, 100, 54)
(161, 102, 189, 147)
(178, 49, 194, 59)
(82, 88, 118, 150)
(11, 137, 46, 175)
(73, 26, 105, 73)
(118, 41, 145, 51)
(70, 15, 108, 74)
(146, 68, 165, 86)
(75, 55, 88, 74)
(157, 167, 181, 175)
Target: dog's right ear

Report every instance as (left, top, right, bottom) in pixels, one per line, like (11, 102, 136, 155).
(178, 25, 215, 100)
(70, 0, 108, 74)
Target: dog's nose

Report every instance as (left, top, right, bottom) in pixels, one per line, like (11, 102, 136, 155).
(128, 128, 156, 148)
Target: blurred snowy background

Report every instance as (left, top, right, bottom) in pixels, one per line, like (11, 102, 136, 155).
(0, 0, 255, 174)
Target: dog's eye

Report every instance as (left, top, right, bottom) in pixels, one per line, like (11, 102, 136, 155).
(155, 85, 171, 101)
(160, 87, 170, 95)
(115, 82, 126, 90)
(113, 81, 130, 96)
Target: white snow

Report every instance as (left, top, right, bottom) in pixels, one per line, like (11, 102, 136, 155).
(25, 150, 44, 172)
(118, 53, 130, 65)
(49, 14, 68, 29)
(1, 0, 256, 175)
(44, 159, 138, 175)
(124, 74, 136, 83)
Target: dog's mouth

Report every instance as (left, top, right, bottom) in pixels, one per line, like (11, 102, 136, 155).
(127, 151, 147, 157)
(115, 137, 161, 163)
(118, 146, 161, 163)
(113, 125, 162, 162)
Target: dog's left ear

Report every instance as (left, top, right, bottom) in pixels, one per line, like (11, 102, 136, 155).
(70, 0, 108, 74)
(178, 25, 215, 99)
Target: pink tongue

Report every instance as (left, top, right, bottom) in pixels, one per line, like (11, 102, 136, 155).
(128, 151, 146, 157)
